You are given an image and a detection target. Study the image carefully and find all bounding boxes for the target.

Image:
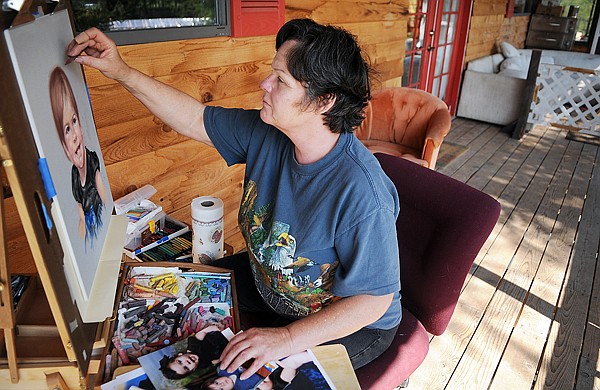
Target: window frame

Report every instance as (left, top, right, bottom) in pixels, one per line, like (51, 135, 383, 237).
(70, 0, 231, 45)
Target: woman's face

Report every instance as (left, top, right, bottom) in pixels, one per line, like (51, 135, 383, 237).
(168, 352, 199, 376)
(259, 40, 315, 135)
(61, 98, 85, 170)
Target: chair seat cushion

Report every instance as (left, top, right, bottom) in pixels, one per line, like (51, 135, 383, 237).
(360, 140, 428, 167)
(355, 308, 430, 389)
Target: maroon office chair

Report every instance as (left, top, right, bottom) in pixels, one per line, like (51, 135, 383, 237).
(355, 153, 501, 389)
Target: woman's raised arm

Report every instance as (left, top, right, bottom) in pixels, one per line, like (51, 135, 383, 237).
(66, 28, 212, 146)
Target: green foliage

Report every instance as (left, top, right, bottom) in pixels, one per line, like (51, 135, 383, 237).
(71, 0, 217, 32)
(560, 0, 595, 38)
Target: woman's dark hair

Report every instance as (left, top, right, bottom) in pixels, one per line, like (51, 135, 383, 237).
(160, 331, 228, 381)
(275, 18, 372, 134)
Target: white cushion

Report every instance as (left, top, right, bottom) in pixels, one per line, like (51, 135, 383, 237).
(500, 56, 525, 72)
(500, 41, 520, 58)
(498, 67, 528, 79)
(467, 53, 505, 73)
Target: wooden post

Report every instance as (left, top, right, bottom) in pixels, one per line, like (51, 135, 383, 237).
(512, 49, 542, 140)
(0, 160, 18, 383)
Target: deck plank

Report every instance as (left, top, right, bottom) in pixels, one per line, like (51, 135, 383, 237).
(465, 126, 551, 274)
(449, 130, 509, 184)
(410, 120, 600, 390)
(478, 126, 549, 198)
(535, 143, 600, 390)
(461, 133, 519, 192)
(437, 123, 498, 177)
(574, 146, 600, 390)
(445, 117, 481, 142)
(445, 125, 568, 388)
(572, 148, 600, 390)
(491, 134, 591, 389)
(411, 124, 556, 388)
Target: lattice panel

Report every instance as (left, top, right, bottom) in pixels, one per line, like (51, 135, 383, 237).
(528, 63, 600, 134)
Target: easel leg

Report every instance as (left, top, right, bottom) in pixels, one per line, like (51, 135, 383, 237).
(3, 327, 19, 383)
(0, 170, 19, 383)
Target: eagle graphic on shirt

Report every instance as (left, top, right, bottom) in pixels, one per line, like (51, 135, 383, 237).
(239, 180, 339, 317)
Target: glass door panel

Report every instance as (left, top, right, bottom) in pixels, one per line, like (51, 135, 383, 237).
(403, 0, 471, 113)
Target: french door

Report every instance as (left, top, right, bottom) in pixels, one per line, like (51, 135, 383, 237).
(403, 0, 471, 114)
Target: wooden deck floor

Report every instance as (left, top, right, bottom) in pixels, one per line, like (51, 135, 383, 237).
(408, 118, 599, 389)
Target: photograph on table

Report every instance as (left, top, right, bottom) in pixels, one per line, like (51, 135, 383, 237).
(101, 367, 152, 390)
(139, 327, 234, 389)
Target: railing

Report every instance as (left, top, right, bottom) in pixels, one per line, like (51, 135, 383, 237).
(527, 63, 600, 135)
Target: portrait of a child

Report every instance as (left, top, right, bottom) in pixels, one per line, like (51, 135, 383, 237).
(49, 66, 108, 245)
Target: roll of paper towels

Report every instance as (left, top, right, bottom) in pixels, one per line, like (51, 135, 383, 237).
(191, 196, 224, 264)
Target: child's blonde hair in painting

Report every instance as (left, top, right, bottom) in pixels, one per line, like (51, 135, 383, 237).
(49, 66, 107, 245)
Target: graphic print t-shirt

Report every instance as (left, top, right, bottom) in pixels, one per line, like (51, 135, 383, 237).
(205, 107, 401, 329)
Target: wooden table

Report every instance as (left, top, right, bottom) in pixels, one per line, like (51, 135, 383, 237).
(312, 344, 361, 389)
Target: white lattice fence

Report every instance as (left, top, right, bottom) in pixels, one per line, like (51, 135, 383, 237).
(528, 63, 600, 135)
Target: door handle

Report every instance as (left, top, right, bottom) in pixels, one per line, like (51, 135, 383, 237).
(427, 30, 435, 51)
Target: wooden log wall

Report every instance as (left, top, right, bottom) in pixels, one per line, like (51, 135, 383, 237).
(465, 0, 530, 63)
(500, 14, 530, 48)
(85, 0, 409, 253)
(8, 0, 530, 272)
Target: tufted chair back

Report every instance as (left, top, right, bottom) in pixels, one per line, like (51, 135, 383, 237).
(355, 87, 451, 169)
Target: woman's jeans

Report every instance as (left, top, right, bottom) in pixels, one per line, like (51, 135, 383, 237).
(211, 252, 399, 369)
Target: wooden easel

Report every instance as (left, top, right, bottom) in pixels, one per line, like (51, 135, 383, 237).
(0, 2, 102, 387)
(0, 171, 18, 383)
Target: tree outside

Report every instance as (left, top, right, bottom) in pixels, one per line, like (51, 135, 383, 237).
(71, 0, 217, 32)
(560, 0, 595, 41)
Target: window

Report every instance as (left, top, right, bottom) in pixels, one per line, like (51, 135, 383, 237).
(560, 0, 598, 44)
(71, 0, 230, 45)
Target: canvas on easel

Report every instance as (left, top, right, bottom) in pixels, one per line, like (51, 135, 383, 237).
(4, 8, 127, 323)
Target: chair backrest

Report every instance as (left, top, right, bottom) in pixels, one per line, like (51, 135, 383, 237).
(356, 87, 450, 150)
(375, 153, 501, 335)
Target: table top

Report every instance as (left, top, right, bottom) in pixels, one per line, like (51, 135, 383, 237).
(312, 344, 361, 389)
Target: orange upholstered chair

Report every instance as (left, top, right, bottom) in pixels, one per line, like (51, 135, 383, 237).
(355, 87, 452, 169)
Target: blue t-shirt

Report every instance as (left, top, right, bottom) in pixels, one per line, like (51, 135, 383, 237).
(204, 106, 401, 329)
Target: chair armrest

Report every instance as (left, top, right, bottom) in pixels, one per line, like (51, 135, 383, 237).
(422, 138, 438, 169)
(422, 108, 451, 169)
(426, 108, 452, 144)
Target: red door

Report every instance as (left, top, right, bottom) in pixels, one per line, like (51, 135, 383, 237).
(403, 0, 472, 114)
